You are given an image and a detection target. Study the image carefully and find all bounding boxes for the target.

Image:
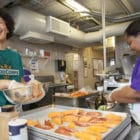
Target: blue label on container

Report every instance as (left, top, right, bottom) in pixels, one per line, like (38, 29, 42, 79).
(9, 124, 26, 136)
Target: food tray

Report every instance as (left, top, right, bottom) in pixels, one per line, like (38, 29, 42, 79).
(21, 105, 131, 140)
(53, 92, 98, 108)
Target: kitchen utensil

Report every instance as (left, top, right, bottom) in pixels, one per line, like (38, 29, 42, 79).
(3, 83, 47, 113)
(3, 85, 33, 104)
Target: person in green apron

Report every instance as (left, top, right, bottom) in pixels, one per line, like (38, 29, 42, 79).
(0, 8, 24, 106)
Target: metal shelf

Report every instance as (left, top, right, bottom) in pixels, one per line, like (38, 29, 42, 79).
(21, 54, 48, 59)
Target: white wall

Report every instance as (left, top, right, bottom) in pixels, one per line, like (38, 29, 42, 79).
(7, 35, 73, 83)
(7, 35, 111, 89)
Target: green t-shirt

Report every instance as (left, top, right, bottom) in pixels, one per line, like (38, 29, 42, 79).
(0, 48, 24, 106)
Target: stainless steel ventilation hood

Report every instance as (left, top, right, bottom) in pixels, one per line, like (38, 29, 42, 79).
(20, 31, 54, 44)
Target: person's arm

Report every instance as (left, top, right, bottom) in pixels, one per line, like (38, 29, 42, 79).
(0, 80, 25, 90)
(107, 85, 140, 103)
(0, 80, 11, 89)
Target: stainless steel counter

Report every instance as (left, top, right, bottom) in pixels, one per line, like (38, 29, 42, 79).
(48, 83, 67, 88)
(53, 92, 98, 108)
(48, 83, 68, 93)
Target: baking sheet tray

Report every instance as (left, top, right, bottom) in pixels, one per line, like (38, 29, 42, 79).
(21, 105, 131, 140)
(53, 92, 98, 107)
(28, 123, 131, 140)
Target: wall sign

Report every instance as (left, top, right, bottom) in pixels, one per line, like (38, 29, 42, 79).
(93, 59, 103, 76)
(29, 57, 39, 73)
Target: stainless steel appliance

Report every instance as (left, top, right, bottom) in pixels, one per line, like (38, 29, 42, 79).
(104, 76, 129, 93)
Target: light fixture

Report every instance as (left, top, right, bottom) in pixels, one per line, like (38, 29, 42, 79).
(65, 0, 90, 16)
(35, 17, 45, 23)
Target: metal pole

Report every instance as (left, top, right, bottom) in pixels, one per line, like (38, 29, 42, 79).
(102, 0, 106, 73)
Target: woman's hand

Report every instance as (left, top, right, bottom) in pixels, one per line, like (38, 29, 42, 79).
(8, 80, 25, 89)
(110, 85, 140, 103)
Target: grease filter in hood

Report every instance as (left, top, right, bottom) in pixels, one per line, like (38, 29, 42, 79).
(20, 31, 54, 44)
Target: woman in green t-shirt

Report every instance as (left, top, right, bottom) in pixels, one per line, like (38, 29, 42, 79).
(0, 8, 24, 106)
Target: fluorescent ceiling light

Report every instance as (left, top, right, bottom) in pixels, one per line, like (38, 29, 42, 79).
(65, 0, 90, 16)
(35, 17, 45, 23)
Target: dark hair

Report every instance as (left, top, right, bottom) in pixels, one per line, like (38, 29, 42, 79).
(0, 8, 15, 39)
(125, 20, 140, 37)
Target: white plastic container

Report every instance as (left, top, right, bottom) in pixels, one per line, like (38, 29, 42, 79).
(8, 119, 28, 140)
(39, 49, 44, 57)
(0, 108, 18, 140)
(25, 48, 29, 55)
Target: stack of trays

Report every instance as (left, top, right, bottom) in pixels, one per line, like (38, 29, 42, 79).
(21, 105, 131, 140)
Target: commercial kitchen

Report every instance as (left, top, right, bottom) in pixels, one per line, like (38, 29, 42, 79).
(0, 0, 140, 140)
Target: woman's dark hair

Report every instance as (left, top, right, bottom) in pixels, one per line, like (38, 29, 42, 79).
(125, 20, 140, 37)
(0, 8, 15, 39)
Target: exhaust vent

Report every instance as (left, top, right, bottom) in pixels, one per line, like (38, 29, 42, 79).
(46, 16, 70, 37)
(20, 31, 54, 44)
